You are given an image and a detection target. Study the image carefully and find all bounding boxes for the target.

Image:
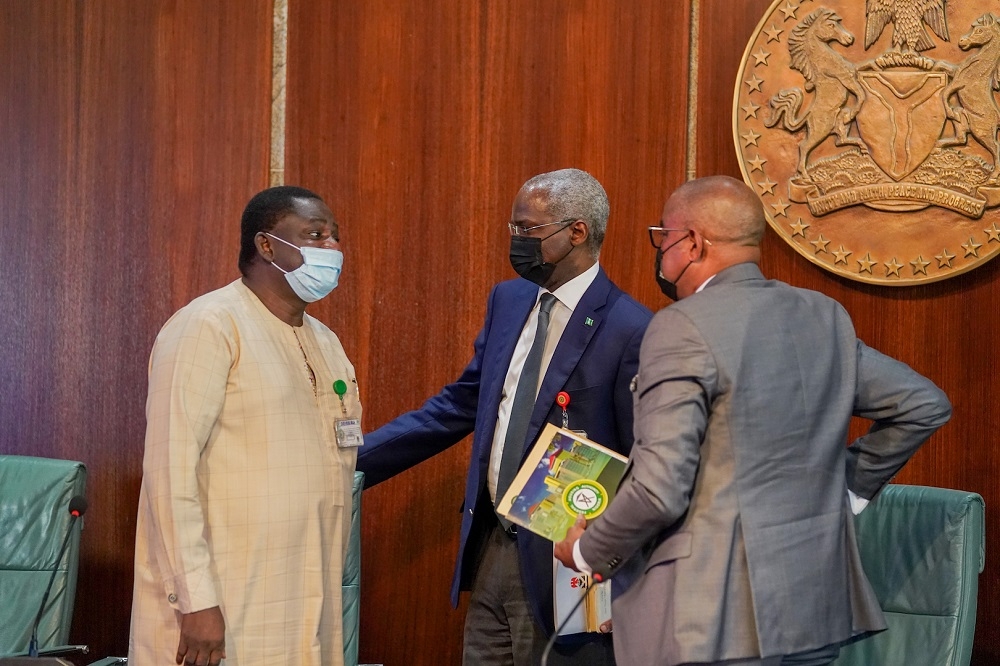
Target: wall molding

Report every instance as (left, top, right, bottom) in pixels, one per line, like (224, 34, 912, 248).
(270, 0, 288, 186)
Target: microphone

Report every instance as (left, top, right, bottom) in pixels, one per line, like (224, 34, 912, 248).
(540, 571, 603, 666)
(28, 496, 87, 658)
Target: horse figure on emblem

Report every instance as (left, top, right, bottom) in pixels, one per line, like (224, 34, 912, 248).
(939, 13, 1000, 185)
(765, 8, 867, 182)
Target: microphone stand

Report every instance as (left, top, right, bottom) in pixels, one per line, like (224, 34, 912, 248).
(28, 502, 84, 658)
(540, 572, 605, 666)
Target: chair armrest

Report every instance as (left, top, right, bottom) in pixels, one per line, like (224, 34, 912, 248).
(38, 646, 89, 657)
(2, 645, 89, 658)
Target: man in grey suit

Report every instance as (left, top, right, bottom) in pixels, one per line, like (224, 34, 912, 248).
(554, 176, 952, 666)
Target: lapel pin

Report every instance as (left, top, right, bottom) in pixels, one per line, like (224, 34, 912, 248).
(585, 317, 594, 326)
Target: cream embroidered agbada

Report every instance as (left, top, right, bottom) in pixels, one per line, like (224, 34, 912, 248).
(129, 279, 359, 665)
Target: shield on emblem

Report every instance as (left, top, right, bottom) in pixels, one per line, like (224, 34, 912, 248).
(855, 71, 948, 180)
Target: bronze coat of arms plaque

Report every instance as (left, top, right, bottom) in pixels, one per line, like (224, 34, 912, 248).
(734, 0, 1000, 284)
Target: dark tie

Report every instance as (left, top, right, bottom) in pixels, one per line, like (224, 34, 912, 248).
(496, 293, 558, 525)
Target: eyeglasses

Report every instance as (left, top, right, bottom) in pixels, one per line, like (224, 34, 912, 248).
(508, 217, 577, 237)
(647, 226, 713, 249)
(647, 226, 689, 248)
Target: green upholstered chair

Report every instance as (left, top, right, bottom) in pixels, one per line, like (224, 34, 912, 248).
(0, 455, 87, 658)
(833, 484, 985, 666)
(343, 471, 365, 666)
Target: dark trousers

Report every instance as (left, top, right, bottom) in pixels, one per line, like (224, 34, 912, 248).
(462, 521, 616, 666)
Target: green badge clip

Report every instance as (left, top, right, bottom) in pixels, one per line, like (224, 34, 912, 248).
(333, 379, 348, 416)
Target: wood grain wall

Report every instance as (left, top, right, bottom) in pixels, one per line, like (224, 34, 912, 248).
(0, 0, 271, 660)
(1, 1, 997, 664)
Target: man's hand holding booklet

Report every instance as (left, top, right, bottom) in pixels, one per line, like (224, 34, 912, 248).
(496, 423, 627, 634)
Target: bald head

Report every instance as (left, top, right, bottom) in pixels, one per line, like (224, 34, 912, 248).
(665, 176, 766, 247)
(656, 176, 766, 299)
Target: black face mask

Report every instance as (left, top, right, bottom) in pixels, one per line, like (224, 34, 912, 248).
(655, 235, 691, 301)
(510, 235, 556, 286)
(655, 248, 678, 300)
(509, 224, 574, 287)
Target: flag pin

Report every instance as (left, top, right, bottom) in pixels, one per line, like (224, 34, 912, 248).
(585, 317, 594, 326)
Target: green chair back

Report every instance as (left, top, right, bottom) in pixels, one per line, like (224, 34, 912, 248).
(342, 471, 364, 666)
(0, 455, 87, 656)
(834, 484, 984, 666)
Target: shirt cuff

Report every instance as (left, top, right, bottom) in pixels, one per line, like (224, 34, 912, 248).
(572, 539, 593, 575)
(848, 489, 869, 515)
(164, 570, 220, 614)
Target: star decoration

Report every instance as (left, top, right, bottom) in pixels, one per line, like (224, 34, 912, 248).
(770, 198, 790, 217)
(751, 48, 771, 66)
(985, 223, 1000, 243)
(810, 234, 830, 254)
(884, 257, 903, 277)
(962, 237, 982, 257)
(910, 255, 930, 275)
(757, 177, 777, 195)
(747, 154, 767, 173)
(832, 245, 851, 265)
(779, 2, 798, 20)
(935, 248, 955, 268)
(744, 74, 764, 93)
(857, 253, 876, 274)
(742, 100, 761, 119)
(764, 24, 784, 43)
(789, 218, 809, 237)
(741, 129, 761, 147)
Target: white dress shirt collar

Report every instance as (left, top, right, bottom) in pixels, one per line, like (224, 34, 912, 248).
(539, 261, 600, 311)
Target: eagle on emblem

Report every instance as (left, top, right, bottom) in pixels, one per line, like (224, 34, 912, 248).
(865, 0, 950, 51)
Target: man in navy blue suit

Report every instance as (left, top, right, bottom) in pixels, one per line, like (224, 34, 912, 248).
(358, 168, 651, 665)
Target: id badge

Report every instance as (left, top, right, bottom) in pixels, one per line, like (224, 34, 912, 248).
(335, 418, 364, 448)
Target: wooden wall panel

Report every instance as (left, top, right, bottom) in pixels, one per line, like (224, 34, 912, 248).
(285, 1, 689, 663)
(700, 1, 1000, 662)
(0, 0, 271, 660)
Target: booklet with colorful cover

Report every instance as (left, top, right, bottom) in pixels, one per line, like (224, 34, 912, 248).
(496, 423, 628, 542)
(496, 423, 626, 634)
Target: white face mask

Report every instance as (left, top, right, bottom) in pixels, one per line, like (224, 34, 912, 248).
(264, 232, 344, 302)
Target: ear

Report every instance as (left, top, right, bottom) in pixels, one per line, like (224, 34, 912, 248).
(254, 232, 274, 262)
(568, 219, 590, 247)
(688, 230, 708, 261)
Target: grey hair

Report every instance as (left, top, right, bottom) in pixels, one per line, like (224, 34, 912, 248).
(521, 168, 609, 258)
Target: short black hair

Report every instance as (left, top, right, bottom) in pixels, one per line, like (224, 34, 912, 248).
(238, 185, 322, 275)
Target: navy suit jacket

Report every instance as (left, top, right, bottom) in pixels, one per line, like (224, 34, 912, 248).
(358, 267, 651, 638)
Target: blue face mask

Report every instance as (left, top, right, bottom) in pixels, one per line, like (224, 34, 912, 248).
(265, 232, 344, 302)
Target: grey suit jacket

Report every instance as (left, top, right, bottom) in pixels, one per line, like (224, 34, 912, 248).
(579, 263, 952, 665)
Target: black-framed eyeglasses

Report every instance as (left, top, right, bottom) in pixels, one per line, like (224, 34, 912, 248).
(509, 217, 577, 237)
(648, 226, 714, 249)
(647, 226, 689, 248)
